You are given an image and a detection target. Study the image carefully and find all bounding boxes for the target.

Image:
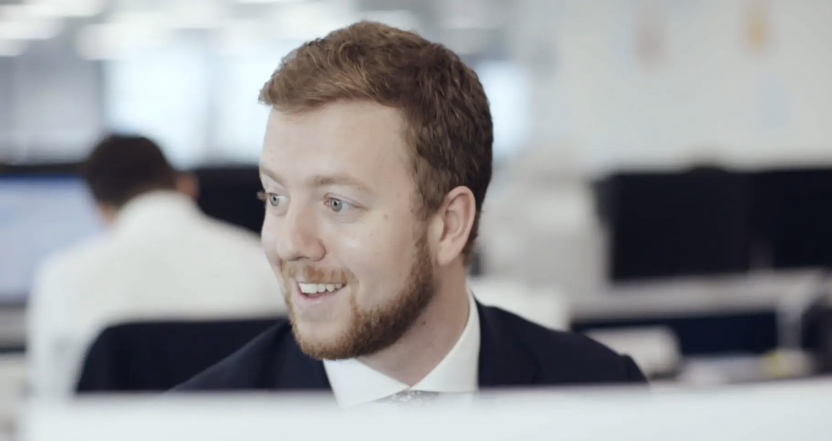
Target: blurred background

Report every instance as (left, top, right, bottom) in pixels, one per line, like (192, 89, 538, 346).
(3, 0, 832, 435)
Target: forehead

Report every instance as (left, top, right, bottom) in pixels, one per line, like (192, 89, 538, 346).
(261, 102, 412, 191)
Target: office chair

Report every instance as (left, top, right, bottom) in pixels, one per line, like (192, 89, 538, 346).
(76, 318, 278, 393)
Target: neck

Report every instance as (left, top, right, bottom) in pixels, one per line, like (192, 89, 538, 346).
(358, 263, 470, 386)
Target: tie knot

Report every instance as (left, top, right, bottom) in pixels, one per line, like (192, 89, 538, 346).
(378, 390, 439, 407)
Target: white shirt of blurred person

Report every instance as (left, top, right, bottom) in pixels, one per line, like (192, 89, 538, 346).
(27, 135, 285, 399)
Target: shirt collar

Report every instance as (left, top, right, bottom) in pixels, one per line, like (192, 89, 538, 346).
(114, 191, 199, 233)
(323, 292, 480, 408)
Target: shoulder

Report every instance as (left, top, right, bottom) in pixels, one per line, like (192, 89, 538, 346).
(482, 306, 647, 384)
(34, 235, 111, 287)
(193, 216, 281, 285)
(180, 216, 271, 270)
(198, 216, 263, 247)
(172, 320, 292, 392)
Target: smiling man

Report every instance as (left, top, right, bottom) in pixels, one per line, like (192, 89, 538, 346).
(176, 22, 646, 404)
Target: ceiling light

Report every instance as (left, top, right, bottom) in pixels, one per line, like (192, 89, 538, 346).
(0, 4, 27, 21)
(0, 19, 62, 40)
(75, 21, 173, 60)
(0, 5, 63, 40)
(169, 0, 226, 30)
(23, 0, 106, 18)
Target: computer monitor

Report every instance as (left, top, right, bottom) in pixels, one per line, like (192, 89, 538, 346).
(0, 175, 103, 304)
(751, 168, 832, 269)
(192, 167, 265, 236)
(605, 168, 752, 281)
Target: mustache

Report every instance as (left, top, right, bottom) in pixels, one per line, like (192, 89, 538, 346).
(280, 264, 353, 284)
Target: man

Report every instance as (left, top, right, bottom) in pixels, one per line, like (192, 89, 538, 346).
(177, 22, 646, 404)
(28, 135, 285, 399)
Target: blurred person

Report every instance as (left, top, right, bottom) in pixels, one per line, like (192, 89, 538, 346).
(28, 135, 285, 399)
(177, 22, 646, 404)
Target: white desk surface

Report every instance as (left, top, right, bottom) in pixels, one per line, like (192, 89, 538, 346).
(571, 270, 826, 320)
(20, 380, 832, 441)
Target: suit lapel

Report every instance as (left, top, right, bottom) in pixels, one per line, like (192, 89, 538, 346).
(269, 332, 332, 392)
(476, 302, 538, 388)
(271, 302, 537, 390)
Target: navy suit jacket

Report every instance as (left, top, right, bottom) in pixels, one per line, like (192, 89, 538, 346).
(175, 303, 647, 392)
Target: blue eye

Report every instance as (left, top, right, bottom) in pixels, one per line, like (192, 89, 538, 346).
(257, 192, 286, 209)
(327, 197, 351, 213)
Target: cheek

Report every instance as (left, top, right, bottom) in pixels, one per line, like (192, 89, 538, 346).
(337, 218, 419, 295)
(260, 219, 279, 263)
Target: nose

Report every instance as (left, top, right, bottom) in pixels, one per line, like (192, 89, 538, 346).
(274, 204, 325, 262)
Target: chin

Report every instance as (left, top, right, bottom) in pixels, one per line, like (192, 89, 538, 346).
(290, 321, 351, 359)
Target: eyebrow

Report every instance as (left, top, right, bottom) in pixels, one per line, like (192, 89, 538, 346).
(259, 166, 372, 194)
(259, 166, 285, 187)
(310, 174, 373, 194)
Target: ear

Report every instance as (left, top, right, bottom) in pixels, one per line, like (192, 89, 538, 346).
(429, 186, 477, 267)
(96, 203, 118, 225)
(176, 172, 200, 200)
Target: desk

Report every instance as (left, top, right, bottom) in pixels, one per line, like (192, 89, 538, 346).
(21, 381, 832, 441)
(571, 270, 824, 320)
(571, 271, 826, 355)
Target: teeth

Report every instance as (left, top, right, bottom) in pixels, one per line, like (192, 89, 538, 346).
(298, 282, 345, 294)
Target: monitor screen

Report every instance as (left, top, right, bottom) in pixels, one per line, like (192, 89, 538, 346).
(0, 175, 103, 304)
(605, 169, 752, 281)
(751, 168, 832, 270)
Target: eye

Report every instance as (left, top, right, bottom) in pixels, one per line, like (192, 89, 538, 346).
(326, 197, 352, 213)
(257, 191, 286, 208)
(268, 195, 283, 207)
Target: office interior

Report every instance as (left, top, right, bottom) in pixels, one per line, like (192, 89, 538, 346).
(3, 0, 832, 438)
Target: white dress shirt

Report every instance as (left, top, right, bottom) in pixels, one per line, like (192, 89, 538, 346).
(324, 293, 480, 408)
(27, 191, 286, 399)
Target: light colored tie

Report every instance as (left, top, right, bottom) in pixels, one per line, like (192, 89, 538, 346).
(377, 390, 439, 407)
